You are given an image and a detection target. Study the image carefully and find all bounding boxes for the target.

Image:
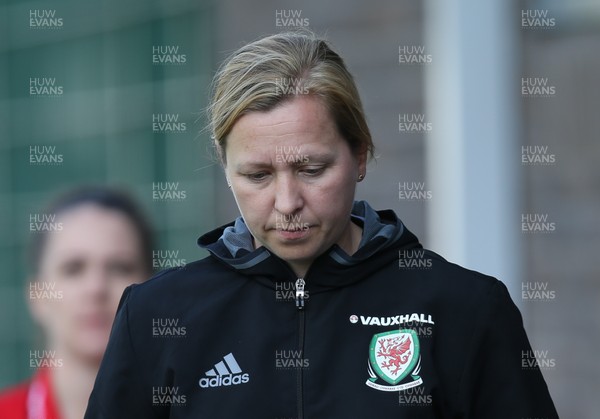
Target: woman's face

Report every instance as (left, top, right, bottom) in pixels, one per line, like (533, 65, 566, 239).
(224, 95, 366, 275)
(29, 204, 148, 363)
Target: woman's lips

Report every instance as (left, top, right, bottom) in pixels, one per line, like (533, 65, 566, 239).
(80, 313, 112, 329)
(275, 227, 311, 241)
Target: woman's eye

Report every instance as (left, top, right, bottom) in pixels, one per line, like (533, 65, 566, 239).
(108, 261, 137, 277)
(301, 167, 325, 176)
(246, 172, 269, 182)
(62, 260, 85, 277)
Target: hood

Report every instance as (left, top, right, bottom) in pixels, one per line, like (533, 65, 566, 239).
(197, 201, 421, 291)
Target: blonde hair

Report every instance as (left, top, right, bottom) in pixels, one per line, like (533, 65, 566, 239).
(207, 31, 374, 164)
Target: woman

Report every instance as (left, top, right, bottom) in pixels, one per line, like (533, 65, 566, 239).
(85, 32, 558, 418)
(0, 187, 153, 419)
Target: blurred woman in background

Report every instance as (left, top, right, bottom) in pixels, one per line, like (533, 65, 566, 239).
(0, 186, 154, 419)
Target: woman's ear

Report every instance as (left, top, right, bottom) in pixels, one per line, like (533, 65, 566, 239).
(214, 137, 227, 168)
(356, 147, 368, 180)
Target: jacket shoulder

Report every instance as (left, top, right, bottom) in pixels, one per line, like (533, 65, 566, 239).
(137, 255, 233, 292)
(424, 248, 500, 287)
(119, 255, 244, 317)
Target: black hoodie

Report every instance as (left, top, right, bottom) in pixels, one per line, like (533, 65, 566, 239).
(85, 201, 558, 418)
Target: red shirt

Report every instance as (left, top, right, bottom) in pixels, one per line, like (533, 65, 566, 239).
(0, 369, 61, 419)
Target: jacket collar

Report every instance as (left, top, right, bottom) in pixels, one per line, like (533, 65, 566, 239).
(197, 201, 421, 290)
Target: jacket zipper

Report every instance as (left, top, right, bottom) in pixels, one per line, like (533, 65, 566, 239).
(295, 278, 306, 419)
(295, 278, 305, 310)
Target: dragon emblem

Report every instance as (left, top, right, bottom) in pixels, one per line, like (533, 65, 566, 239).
(368, 329, 420, 385)
(376, 335, 412, 374)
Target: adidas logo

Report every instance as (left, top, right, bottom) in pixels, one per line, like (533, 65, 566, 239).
(198, 353, 250, 388)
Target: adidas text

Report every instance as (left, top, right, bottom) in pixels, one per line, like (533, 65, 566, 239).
(199, 373, 250, 388)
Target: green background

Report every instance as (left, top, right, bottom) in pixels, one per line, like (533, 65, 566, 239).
(0, 0, 218, 386)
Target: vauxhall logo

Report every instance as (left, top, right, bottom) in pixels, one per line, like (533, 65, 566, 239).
(350, 313, 435, 327)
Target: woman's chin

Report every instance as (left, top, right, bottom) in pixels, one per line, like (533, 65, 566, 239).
(71, 333, 111, 363)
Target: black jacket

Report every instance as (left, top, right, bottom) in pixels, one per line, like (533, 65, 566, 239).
(85, 201, 558, 418)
